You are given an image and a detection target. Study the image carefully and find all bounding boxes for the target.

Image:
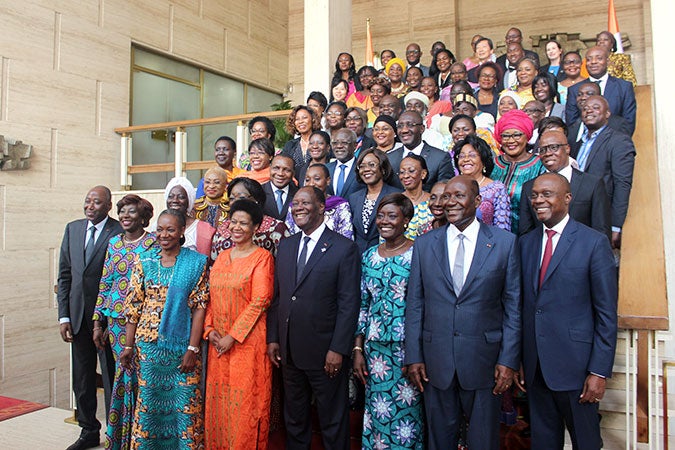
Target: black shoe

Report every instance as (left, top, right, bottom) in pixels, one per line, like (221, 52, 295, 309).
(66, 435, 100, 450)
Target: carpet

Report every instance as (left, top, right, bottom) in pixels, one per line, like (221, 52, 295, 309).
(0, 396, 48, 421)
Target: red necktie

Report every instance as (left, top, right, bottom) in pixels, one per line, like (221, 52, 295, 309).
(539, 229, 556, 288)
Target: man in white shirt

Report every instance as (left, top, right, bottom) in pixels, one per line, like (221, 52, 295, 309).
(326, 128, 360, 199)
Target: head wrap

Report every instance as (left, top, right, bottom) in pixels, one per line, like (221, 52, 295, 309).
(373, 114, 398, 131)
(453, 92, 478, 109)
(498, 91, 522, 111)
(404, 91, 430, 108)
(494, 109, 534, 144)
(164, 176, 196, 212)
(384, 58, 406, 76)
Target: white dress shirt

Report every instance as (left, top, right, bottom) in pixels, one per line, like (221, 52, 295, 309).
(540, 214, 570, 265)
(84, 216, 108, 247)
(332, 158, 355, 195)
(403, 141, 425, 158)
(446, 218, 480, 286)
(588, 73, 609, 95)
(298, 223, 327, 265)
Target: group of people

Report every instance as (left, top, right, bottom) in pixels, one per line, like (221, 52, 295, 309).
(57, 26, 637, 450)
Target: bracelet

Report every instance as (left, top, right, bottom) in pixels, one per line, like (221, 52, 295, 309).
(352, 346, 363, 353)
(124, 346, 134, 350)
(93, 327, 102, 331)
(187, 345, 200, 354)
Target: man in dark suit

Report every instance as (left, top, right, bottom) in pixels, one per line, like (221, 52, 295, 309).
(565, 46, 636, 134)
(387, 110, 453, 191)
(405, 42, 430, 77)
(267, 186, 361, 450)
(520, 129, 610, 239)
(496, 27, 540, 68)
(326, 128, 360, 199)
(405, 176, 521, 450)
(571, 95, 636, 249)
(58, 186, 122, 450)
(496, 42, 525, 91)
(262, 155, 298, 221)
(520, 173, 617, 449)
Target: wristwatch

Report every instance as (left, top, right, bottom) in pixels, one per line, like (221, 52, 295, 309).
(187, 345, 200, 354)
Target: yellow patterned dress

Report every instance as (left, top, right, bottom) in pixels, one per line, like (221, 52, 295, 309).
(125, 247, 209, 449)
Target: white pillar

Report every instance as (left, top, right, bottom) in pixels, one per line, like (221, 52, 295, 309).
(120, 133, 132, 189)
(303, 0, 352, 100)
(175, 127, 187, 177)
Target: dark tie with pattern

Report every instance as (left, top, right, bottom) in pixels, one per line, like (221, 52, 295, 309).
(84, 226, 96, 265)
(296, 236, 311, 282)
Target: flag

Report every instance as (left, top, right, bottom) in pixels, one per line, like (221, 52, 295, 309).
(365, 18, 374, 66)
(608, 0, 624, 53)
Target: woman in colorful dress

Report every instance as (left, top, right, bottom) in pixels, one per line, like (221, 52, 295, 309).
(453, 134, 511, 231)
(491, 109, 544, 233)
(120, 209, 209, 449)
(193, 166, 229, 229)
(353, 193, 423, 449)
(203, 200, 274, 450)
(346, 65, 377, 111)
(285, 163, 353, 239)
(211, 177, 290, 259)
(398, 154, 433, 240)
(93, 194, 156, 450)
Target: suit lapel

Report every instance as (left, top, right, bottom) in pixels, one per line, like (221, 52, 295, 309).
(530, 227, 544, 294)
(569, 170, 581, 201)
(352, 190, 366, 235)
(296, 230, 331, 287)
(85, 218, 114, 269)
(540, 220, 577, 289)
(76, 219, 87, 265)
(431, 227, 453, 288)
(462, 224, 494, 294)
(584, 128, 609, 170)
(289, 233, 302, 284)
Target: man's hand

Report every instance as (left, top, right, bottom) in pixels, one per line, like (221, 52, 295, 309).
(60, 323, 73, 343)
(324, 350, 343, 378)
(267, 343, 281, 368)
(406, 363, 428, 392)
(579, 374, 606, 404)
(493, 364, 517, 395)
(611, 231, 622, 249)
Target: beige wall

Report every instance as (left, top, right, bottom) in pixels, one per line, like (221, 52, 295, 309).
(0, 0, 288, 408)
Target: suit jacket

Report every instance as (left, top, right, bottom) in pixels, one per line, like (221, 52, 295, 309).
(539, 64, 567, 83)
(57, 217, 122, 335)
(326, 160, 359, 199)
(387, 143, 454, 191)
(404, 222, 521, 391)
(348, 184, 402, 253)
(569, 126, 636, 228)
(519, 219, 617, 390)
(519, 168, 611, 240)
(266, 228, 361, 370)
(262, 181, 298, 221)
(566, 116, 632, 156)
(565, 76, 636, 135)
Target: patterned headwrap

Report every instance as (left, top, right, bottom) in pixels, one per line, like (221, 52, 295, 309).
(494, 109, 534, 144)
(164, 176, 196, 212)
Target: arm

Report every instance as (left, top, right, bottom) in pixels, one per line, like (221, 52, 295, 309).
(93, 244, 115, 349)
(404, 244, 428, 391)
(57, 225, 73, 342)
(120, 258, 145, 369)
(565, 86, 579, 127)
(354, 256, 372, 383)
(334, 203, 354, 240)
(329, 243, 362, 356)
(181, 262, 209, 372)
(621, 83, 637, 135)
(266, 253, 282, 367)
(497, 235, 522, 372)
(590, 177, 612, 242)
(492, 183, 512, 232)
(609, 134, 636, 231)
(517, 185, 534, 235)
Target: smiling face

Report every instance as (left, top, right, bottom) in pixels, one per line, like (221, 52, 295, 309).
(373, 121, 396, 149)
(249, 145, 271, 171)
(498, 96, 518, 117)
(581, 96, 610, 131)
(475, 40, 492, 61)
(156, 213, 184, 251)
(450, 63, 467, 83)
(499, 128, 528, 160)
(516, 59, 537, 86)
(506, 43, 524, 66)
(451, 117, 475, 144)
(406, 43, 422, 65)
(332, 129, 356, 162)
(167, 186, 189, 214)
(441, 176, 480, 231)
(388, 63, 404, 83)
(533, 79, 553, 102)
(228, 210, 259, 245)
(304, 165, 330, 192)
(203, 172, 227, 200)
(546, 42, 562, 61)
(478, 66, 497, 90)
(596, 32, 614, 51)
(249, 121, 271, 141)
(576, 82, 601, 110)
(530, 174, 571, 228)
(332, 83, 348, 102)
(214, 139, 235, 169)
(294, 108, 312, 135)
(585, 47, 609, 78)
(399, 157, 427, 192)
(537, 130, 570, 172)
(291, 188, 325, 234)
(523, 101, 545, 127)
(370, 83, 386, 106)
(405, 98, 426, 116)
(325, 104, 345, 129)
(358, 153, 383, 186)
(379, 95, 402, 119)
(376, 203, 409, 241)
(397, 111, 423, 149)
(270, 156, 294, 189)
(456, 144, 484, 177)
(435, 51, 452, 73)
(420, 77, 438, 100)
(228, 182, 253, 206)
(345, 110, 365, 135)
(381, 50, 395, 67)
(308, 134, 330, 161)
(405, 68, 423, 89)
(358, 70, 375, 91)
(337, 53, 352, 72)
(429, 182, 447, 220)
(118, 202, 143, 233)
(83, 187, 112, 225)
(454, 102, 476, 118)
(562, 53, 582, 78)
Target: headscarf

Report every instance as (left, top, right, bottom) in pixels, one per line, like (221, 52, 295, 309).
(384, 58, 406, 76)
(453, 93, 478, 109)
(404, 91, 430, 108)
(164, 176, 196, 212)
(498, 91, 522, 111)
(494, 109, 534, 144)
(373, 114, 398, 131)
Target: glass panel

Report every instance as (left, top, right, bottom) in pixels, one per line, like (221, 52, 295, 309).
(133, 48, 200, 84)
(246, 85, 283, 113)
(203, 71, 244, 117)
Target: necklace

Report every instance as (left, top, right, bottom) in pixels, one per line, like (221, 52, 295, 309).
(477, 175, 486, 186)
(407, 189, 426, 204)
(123, 231, 146, 244)
(381, 239, 409, 253)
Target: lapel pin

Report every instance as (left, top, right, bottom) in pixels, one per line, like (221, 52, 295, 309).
(487, 243, 493, 248)
(321, 247, 327, 253)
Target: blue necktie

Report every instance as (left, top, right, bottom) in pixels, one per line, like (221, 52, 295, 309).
(275, 189, 284, 214)
(577, 134, 592, 171)
(336, 164, 347, 197)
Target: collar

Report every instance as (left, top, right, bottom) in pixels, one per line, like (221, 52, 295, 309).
(302, 222, 326, 242)
(447, 217, 480, 242)
(338, 157, 355, 169)
(582, 124, 607, 142)
(588, 73, 609, 84)
(544, 214, 569, 236)
(88, 216, 108, 232)
(550, 164, 573, 182)
(274, 184, 290, 195)
(404, 140, 425, 156)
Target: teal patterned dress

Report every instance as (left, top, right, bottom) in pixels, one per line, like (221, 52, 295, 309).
(491, 154, 544, 233)
(125, 247, 209, 449)
(358, 246, 424, 449)
(93, 233, 156, 450)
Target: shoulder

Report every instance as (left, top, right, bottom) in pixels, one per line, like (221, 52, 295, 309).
(482, 222, 516, 245)
(608, 75, 633, 90)
(261, 181, 274, 192)
(181, 247, 208, 266)
(382, 183, 402, 195)
(566, 219, 606, 244)
(283, 138, 300, 151)
(348, 188, 367, 204)
(422, 143, 447, 157)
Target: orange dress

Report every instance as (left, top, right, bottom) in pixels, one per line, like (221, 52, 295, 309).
(203, 246, 274, 450)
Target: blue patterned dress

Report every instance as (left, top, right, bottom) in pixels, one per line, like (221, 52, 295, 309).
(125, 247, 209, 449)
(93, 233, 156, 450)
(358, 246, 424, 449)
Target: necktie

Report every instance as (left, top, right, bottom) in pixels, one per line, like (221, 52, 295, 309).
(336, 164, 347, 197)
(576, 133, 592, 171)
(452, 234, 465, 295)
(275, 189, 284, 215)
(84, 226, 96, 265)
(539, 229, 557, 288)
(296, 236, 311, 282)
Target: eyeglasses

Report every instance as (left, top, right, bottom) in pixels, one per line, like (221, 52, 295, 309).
(479, 73, 496, 79)
(406, 49, 420, 54)
(563, 59, 581, 65)
(358, 161, 379, 170)
(537, 144, 568, 155)
(397, 121, 422, 129)
(345, 116, 363, 123)
(500, 132, 525, 141)
(523, 108, 545, 114)
(325, 111, 343, 117)
(250, 128, 267, 135)
(458, 152, 480, 160)
(450, 71, 467, 75)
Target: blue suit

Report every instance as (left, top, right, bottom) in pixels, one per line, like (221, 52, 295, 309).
(326, 160, 359, 200)
(405, 221, 521, 449)
(519, 219, 617, 448)
(565, 76, 636, 135)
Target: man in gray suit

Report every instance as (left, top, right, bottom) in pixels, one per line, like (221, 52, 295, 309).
(405, 176, 521, 450)
(58, 186, 121, 450)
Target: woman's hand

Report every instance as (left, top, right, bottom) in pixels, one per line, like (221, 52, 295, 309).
(215, 335, 235, 356)
(92, 324, 108, 351)
(119, 347, 135, 370)
(353, 350, 368, 385)
(179, 349, 198, 373)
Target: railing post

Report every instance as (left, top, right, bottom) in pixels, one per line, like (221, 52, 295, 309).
(236, 120, 247, 169)
(120, 133, 132, 189)
(175, 127, 187, 177)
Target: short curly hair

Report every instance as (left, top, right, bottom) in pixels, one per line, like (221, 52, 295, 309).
(285, 105, 321, 135)
(116, 194, 154, 227)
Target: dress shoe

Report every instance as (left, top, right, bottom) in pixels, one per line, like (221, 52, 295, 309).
(66, 435, 100, 450)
